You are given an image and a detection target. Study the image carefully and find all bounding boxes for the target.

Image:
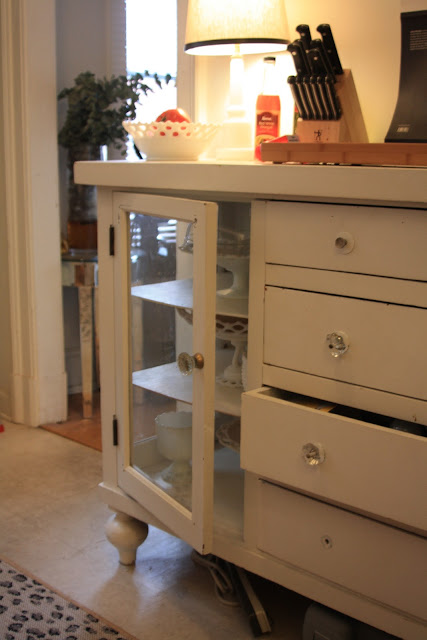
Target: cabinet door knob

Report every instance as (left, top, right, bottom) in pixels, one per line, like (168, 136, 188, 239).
(302, 442, 325, 466)
(326, 331, 349, 357)
(177, 352, 204, 375)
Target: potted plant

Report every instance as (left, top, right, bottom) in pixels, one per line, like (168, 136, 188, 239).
(58, 71, 171, 251)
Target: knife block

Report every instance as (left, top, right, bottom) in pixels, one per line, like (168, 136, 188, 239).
(295, 70, 368, 143)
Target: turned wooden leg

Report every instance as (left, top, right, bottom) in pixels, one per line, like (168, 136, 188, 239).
(105, 511, 148, 565)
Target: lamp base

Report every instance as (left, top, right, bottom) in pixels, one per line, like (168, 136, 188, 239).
(215, 119, 254, 161)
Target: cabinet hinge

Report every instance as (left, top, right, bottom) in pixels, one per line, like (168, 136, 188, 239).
(109, 225, 115, 256)
(112, 415, 118, 446)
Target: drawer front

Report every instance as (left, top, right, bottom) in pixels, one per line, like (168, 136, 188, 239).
(241, 388, 427, 532)
(264, 287, 427, 401)
(256, 481, 427, 620)
(264, 201, 427, 280)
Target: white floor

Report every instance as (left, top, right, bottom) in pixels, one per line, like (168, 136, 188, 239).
(0, 420, 309, 640)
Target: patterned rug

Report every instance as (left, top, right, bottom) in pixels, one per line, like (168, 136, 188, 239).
(0, 557, 137, 640)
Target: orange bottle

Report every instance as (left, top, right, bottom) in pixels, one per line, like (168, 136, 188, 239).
(255, 57, 281, 157)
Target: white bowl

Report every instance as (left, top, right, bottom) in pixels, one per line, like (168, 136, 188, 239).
(123, 120, 220, 161)
(155, 411, 192, 483)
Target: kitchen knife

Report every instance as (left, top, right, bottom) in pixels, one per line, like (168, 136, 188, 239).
(296, 24, 312, 52)
(316, 76, 333, 120)
(306, 48, 325, 77)
(316, 24, 344, 75)
(293, 39, 311, 77)
(324, 74, 342, 119)
(310, 76, 327, 120)
(287, 41, 310, 78)
(296, 76, 313, 119)
(287, 75, 308, 120)
(310, 38, 336, 80)
(303, 76, 320, 119)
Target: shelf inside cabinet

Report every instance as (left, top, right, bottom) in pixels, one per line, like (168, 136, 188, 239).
(131, 274, 248, 318)
(132, 348, 242, 416)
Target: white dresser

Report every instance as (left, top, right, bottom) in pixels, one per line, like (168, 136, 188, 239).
(75, 160, 427, 639)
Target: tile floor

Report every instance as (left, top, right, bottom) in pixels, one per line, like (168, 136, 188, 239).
(0, 419, 310, 640)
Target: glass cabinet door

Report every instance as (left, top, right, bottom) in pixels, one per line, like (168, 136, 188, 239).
(113, 192, 218, 553)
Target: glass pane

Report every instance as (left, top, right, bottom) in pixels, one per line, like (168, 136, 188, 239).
(127, 211, 194, 512)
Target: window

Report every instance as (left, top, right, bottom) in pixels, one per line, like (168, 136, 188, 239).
(126, 0, 177, 134)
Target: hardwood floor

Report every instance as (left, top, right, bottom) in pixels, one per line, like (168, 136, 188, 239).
(41, 392, 102, 451)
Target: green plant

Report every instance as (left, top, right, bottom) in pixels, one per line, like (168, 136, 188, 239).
(58, 71, 172, 154)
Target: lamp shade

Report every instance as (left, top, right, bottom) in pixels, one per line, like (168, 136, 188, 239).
(184, 0, 290, 56)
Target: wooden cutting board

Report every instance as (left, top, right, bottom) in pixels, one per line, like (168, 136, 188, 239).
(260, 142, 427, 166)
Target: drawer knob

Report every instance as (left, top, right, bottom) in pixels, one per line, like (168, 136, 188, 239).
(302, 442, 325, 466)
(335, 236, 347, 248)
(326, 331, 349, 357)
(334, 231, 354, 254)
(177, 352, 204, 376)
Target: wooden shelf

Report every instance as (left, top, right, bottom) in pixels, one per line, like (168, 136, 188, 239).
(132, 275, 248, 318)
(261, 142, 427, 166)
(132, 349, 242, 416)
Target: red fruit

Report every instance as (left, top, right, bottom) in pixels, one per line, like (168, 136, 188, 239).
(156, 108, 191, 123)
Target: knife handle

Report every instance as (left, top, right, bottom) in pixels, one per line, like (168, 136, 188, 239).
(293, 39, 311, 76)
(296, 24, 312, 51)
(310, 38, 335, 80)
(316, 23, 344, 75)
(287, 42, 309, 77)
(306, 48, 325, 76)
(287, 75, 308, 120)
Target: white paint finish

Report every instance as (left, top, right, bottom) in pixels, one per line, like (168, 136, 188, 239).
(75, 161, 427, 206)
(264, 287, 427, 401)
(264, 201, 427, 281)
(132, 351, 241, 417)
(257, 482, 427, 620)
(241, 387, 427, 532)
(263, 363, 427, 425)
(266, 264, 427, 308)
(0, 0, 66, 425)
(111, 191, 218, 553)
(90, 164, 427, 638)
(132, 275, 248, 317)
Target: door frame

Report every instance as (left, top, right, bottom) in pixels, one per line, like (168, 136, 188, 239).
(113, 191, 218, 553)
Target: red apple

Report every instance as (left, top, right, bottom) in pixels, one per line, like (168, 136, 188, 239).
(156, 108, 191, 123)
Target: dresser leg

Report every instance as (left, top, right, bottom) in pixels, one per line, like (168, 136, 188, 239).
(105, 511, 148, 565)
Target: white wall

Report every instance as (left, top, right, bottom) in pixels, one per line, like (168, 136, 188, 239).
(195, 0, 413, 143)
(0, 33, 12, 419)
(0, 0, 67, 425)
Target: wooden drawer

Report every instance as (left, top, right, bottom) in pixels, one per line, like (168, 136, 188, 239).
(264, 201, 427, 280)
(255, 481, 427, 621)
(264, 286, 427, 401)
(241, 387, 427, 533)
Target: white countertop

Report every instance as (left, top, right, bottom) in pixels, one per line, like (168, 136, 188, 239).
(74, 160, 427, 207)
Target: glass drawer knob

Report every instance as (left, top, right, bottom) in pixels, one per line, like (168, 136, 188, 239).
(334, 231, 354, 254)
(335, 236, 347, 248)
(302, 442, 325, 466)
(177, 352, 204, 376)
(326, 331, 349, 357)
